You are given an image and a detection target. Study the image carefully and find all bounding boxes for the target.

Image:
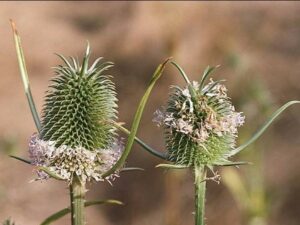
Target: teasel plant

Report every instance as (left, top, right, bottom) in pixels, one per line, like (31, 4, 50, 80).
(113, 62, 299, 225)
(10, 20, 169, 225)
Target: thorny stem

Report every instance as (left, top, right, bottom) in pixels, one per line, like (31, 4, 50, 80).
(70, 176, 86, 225)
(194, 166, 207, 225)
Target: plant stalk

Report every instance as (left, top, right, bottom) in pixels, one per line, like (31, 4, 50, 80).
(194, 166, 207, 225)
(70, 176, 85, 225)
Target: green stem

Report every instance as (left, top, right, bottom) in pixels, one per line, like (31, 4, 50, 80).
(194, 166, 207, 225)
(70, 176, 85, 225)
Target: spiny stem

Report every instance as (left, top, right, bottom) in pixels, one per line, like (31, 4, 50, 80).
(194, 166, 207, 225)
(70, 176, 85, 225)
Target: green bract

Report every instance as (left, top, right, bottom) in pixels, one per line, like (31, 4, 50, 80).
(40, 45, 117, 150)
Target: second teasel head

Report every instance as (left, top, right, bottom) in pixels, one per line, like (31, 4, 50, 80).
(153, 65, 245, 168)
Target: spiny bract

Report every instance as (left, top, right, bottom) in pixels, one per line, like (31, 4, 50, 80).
(153, 66, 245, 167)
(40, 45, 117, 150)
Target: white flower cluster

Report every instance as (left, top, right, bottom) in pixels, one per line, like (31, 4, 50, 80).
(29, 133, 123, 183)
(153, 80, 245, 145)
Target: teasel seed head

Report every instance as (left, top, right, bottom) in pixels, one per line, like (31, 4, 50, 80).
(153, 67, 245, 167)
(41, 45, 117, 150)
(29, 45, 123, 183)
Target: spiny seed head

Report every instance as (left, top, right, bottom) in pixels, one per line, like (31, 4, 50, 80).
(153, 68, 245, 167)
(29, 45, 122, 183)
(40, 45, 117, 150)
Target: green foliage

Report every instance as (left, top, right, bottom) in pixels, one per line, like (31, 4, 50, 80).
(40, 45, 117, 150)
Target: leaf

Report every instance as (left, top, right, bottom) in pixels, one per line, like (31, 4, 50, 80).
(112, 122, 167, 160)
(230, 100, 300, 156)
(10, 20, 41, 132)
(102, 58, 170, 178)
(10, 155, 31, 164)
(40, 199, 123, 225)
(155, 163, 188, 170)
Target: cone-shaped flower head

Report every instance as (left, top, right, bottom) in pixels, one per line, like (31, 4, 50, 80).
(29, 45, 123, 183)
(153, 66, 245, 167)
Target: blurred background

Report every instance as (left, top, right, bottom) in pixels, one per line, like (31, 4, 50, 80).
(0, 1, 299, 225)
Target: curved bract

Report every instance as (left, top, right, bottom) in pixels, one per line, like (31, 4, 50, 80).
(40, 46, 117, 150)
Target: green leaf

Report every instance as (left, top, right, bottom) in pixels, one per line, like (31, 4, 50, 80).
(40, 200, 123, 225)
(155, 163, 188, 170)
(10, 20, 41, 132)
(111, 122, 167, 160)
(10, 155, 31, 164)
(230, 100, 300, 156)
(102, 58, 170, 178)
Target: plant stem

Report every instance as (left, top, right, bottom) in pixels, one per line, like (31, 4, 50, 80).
(70, 176, 85, 225)
(194, 166, 207, 225)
